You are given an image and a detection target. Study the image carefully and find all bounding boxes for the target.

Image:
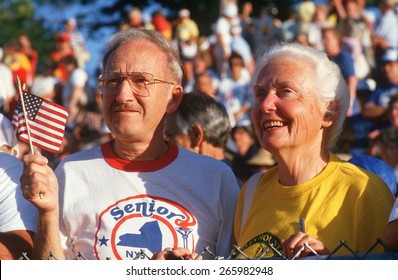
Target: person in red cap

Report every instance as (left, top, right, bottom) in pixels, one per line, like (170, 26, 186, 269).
(152, 9, 172, 40)
(50, 33, 76, 84)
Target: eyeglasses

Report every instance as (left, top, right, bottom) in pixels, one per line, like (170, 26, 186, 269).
(98, 72, 175, 96)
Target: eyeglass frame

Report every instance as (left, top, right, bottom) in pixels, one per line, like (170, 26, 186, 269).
(97, 71, 175, 96)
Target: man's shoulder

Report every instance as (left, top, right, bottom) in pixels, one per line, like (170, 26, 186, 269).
(58, 145, 102, 166)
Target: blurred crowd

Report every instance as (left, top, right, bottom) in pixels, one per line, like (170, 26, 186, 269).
(1, 0, 398, 191)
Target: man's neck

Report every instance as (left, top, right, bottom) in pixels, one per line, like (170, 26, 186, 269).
(112, 139, 169, 161)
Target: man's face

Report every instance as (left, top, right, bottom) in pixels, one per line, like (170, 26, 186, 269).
(101, 40, 177, 143)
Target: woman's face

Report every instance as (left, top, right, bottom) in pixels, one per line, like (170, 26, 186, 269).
(251, 56, 328, 155)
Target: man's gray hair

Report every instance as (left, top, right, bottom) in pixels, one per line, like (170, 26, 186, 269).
(102, 28, 183, 83)
(174, 91, 232, 149)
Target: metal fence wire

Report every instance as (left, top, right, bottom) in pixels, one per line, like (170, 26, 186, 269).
(17, 238, 398, 260)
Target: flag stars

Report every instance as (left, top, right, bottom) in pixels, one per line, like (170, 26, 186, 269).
(21, 92, 42, 121)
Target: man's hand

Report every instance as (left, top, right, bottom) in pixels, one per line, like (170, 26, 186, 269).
(152, 247, 202, 260)
(20, 151, 59, 214)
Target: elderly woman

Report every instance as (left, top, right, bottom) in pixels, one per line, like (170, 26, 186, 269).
(233, 43, 393, 259)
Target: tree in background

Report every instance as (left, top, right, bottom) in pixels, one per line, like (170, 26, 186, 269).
(0, 0, 56, 74)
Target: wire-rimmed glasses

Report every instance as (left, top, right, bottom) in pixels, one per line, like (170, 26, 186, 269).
(98, 72, 174, 96)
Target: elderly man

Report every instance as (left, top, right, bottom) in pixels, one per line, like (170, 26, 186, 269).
(20, 29, 239, 260)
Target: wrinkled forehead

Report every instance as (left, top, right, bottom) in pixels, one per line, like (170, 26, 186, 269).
(104, 40, 166, 73)
(255, 55, 314, 83)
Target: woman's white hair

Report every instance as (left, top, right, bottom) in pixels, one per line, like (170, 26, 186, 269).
(252, 42, 350, 150)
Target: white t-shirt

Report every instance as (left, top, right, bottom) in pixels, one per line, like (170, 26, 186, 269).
(0, 152, 37, 233)
(55, 141, 239, 260)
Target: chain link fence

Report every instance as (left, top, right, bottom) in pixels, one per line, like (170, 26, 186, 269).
(17, 238, 398, 260)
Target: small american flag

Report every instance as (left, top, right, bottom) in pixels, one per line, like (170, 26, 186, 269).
(12, 91, 69, 154)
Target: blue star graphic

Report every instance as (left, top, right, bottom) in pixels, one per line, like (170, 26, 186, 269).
(99, 236, 109, 247)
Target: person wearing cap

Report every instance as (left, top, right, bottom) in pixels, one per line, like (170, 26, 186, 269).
(212, 2, 240, 78)
(173, 8, 199, 86)
(152, 9, 172, 40)
(50, 33, 76, 83)
(363, 48, 398, 120)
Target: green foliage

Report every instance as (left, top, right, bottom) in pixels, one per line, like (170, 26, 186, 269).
(0, 0, 56, 74)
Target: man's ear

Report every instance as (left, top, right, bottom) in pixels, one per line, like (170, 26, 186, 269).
(188, 124, 205, 148)
(166, 85, 183, 114)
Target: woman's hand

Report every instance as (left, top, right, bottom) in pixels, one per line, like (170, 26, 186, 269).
(281, 231, 330, 259)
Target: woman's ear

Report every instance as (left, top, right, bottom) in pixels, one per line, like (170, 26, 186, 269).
(322, 101, 338, 128)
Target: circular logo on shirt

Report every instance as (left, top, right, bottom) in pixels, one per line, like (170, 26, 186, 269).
(232, 232, 282, 259)
(94, 194, 197, 260)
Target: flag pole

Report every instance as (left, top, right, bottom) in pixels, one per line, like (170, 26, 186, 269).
(16, 76, 34, 154)
(16, 77, 44, 199)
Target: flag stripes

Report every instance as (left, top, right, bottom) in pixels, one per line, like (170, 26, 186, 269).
(12, 91, 68, 154)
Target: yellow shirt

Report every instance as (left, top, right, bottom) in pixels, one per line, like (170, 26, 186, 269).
(175, 19, 199, 42)
(234, 153, 393, 258)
